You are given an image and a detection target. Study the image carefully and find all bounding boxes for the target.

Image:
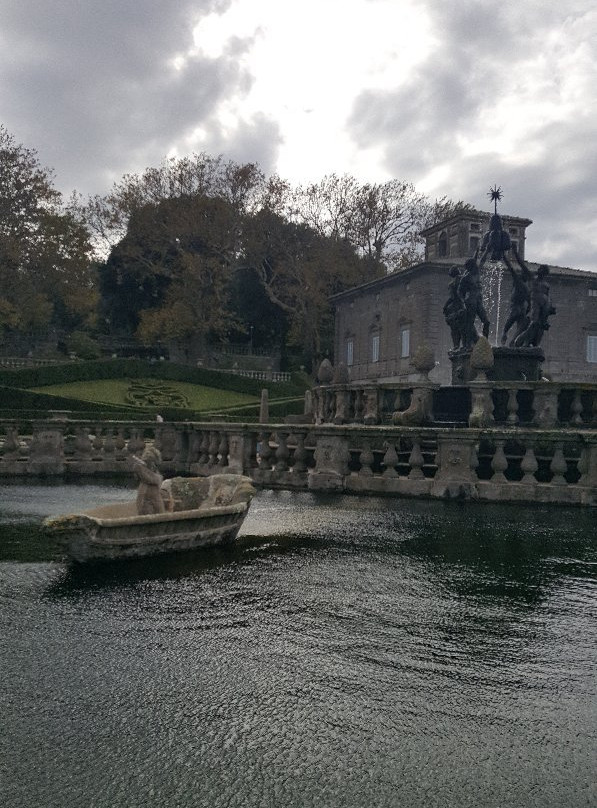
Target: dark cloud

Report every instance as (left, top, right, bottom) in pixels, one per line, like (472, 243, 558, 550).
(348, 0, 597, 270)
(0, 0, 281, 196)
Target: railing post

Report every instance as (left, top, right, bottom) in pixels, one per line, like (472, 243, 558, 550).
(334, 387, 350, 424)
(27, 423, 65, 476)
(577, 442, 597, 505)
(431, 434, 479, 499)
(227, 431, 247, 474)
(309, 432, 350, 491)
(550, 443, 568, 486)
(363, 388, 379, 425)
(506, 389, 519, 426)
(468, 381, 495, 428)
(570, 390, 583, 426)
(533, 387, 559, 428)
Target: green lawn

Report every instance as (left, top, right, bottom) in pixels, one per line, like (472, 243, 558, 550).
(29, 379, 258, 412)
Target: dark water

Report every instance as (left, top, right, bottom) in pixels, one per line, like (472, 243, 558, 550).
(0, 484, 596, 808)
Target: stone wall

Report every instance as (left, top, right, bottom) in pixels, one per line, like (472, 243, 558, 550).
(1, 417, 596, 508)
(333, 263, 597, 386)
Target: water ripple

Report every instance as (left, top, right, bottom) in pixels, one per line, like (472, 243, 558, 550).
(0, 488, 596, 807)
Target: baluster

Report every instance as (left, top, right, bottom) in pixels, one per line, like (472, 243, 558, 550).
(354, 390, 364, 423)
(128, 428, 145, 456)
(198, 431, 210, 465)
(334, 390, 349, 424)
(74, 426, 93, 459)
(591, 391, 597, 427)
(577, 445, 589, 487)
(520, 445, 539, 484)
(103, 427, 116, 456)
(363, 389, 379, 425)
(292, 432, 308, 473)
(382, 441, 399, 478)
(506, 389, 519, 426)
(408, 439, 425, 480)
(570, 390, 583, 426)
(470, 442, 479, 479)
(550, 443, 568, 486)
(93, 424, 104, 455)
(491, 440, 508, 482)
(358, 441, 374, 476)
(275, 432, 289, 472)
(115, 427, 127, 459)
(258, 431, 274, 470)
(244, 432, 259, 471)
(3, 425, 20, 458)
(187, 429, 201, 464)
(217, 433, 229, 467)
(208, 432, 219, 466)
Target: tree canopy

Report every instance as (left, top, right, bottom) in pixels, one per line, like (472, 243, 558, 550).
(0, 126, 96, 338)
(85, 153, 466, 367)
(0, 126, 467, 367)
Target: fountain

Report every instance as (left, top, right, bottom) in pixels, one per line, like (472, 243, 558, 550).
(447, 187, 554, 384)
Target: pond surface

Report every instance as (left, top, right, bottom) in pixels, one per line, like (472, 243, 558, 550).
(0, 483, 596, 808)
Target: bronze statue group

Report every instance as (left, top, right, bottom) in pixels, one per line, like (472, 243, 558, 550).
(443, 212, 556, 351)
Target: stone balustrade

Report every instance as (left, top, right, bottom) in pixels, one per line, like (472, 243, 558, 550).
(311, 381, 597, 429)
(0, 417, 596, 507)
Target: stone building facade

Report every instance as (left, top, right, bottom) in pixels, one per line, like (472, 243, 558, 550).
(332, 210, 597, 385)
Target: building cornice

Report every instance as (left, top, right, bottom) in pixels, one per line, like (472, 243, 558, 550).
(330, 258, 597, 304)
(420, 209, 533, 236)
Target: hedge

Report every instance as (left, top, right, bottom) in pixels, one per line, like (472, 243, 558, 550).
(0, 359, 309, 398)
(0, 387, 307, 424)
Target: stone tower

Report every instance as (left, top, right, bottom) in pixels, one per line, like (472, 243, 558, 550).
(421, 210, 532, 262)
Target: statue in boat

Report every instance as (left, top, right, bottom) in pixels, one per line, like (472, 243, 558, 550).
(43, 447, 256, 562)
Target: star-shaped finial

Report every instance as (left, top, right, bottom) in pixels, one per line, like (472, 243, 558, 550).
(488, 185, 503, 213)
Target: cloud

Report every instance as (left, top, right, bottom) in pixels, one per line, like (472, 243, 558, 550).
(1, 0, 596, 272)
(349, 0, 597, 269)
(0, 0, 281, 196)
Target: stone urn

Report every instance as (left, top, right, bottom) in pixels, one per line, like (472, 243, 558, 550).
(470, 336, 494, 382)
(411, 343, 435, 380)
(317, 358, 334, 384)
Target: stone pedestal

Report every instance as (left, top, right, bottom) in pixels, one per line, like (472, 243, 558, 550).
(488, 347, 544, 382)
(431, 435, 479, 500)
(450, 345, 544, 384)
(308, 435, 349, 491)
(449, 347, 475, 384)
(27, 426, 65, 475)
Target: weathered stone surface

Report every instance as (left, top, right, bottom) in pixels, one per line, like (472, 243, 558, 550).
(489, 346, 544, 382)
(470, 336, 494, 376)
(393, 387, 434, 426)
(431, 436, 479, 500)
(309, 435, 349, 491)
(411, 343, 435, 378)
(468, 385, 495, 428)
(333, 362, 350, 384)
(317, 358, 334, 384)
(27, 426, 64, 475)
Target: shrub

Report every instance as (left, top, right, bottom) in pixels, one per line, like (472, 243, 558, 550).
(0, 359, 309, 397)
(65, 332, 102, 360)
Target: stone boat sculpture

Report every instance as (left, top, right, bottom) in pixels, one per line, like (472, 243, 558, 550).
(44, 474, 256, 563)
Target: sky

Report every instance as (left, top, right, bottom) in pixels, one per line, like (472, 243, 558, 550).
(2, 0, 597, 270)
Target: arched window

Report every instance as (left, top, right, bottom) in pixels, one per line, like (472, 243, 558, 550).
(438, 231, 448, 257)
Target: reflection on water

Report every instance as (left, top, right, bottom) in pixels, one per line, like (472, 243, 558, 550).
(1, 484, 596, 808)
